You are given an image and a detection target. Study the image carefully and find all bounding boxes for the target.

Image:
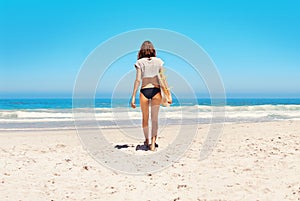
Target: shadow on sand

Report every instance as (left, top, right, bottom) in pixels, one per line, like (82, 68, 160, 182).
(114, 144, 148, 151)
(114, 143, 158, 151)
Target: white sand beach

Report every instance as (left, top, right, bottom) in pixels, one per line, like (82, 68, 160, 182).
(1, 121, 300, 201)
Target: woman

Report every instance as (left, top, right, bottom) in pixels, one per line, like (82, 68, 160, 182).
(131, 41, 172, 151)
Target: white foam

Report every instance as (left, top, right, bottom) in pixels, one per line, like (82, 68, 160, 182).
(1, 105, 300, 126)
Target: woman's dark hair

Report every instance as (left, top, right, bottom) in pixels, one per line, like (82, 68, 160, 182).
(138, 41, 156, 59)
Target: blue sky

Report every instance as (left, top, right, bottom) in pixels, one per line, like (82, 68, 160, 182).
(1, 0, 300, 98)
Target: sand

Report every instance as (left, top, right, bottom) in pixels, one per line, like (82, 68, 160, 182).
(1, 121, 300, 201)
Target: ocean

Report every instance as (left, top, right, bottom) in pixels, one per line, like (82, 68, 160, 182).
(1, 98, 300, 131)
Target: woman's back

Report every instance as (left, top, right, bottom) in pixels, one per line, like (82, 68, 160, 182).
(135, 57, 164, 88)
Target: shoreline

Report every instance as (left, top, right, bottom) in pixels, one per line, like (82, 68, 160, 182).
(0, 119, 299, 133)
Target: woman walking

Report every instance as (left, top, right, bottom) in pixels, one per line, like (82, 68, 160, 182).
(131, 41, 172, 151)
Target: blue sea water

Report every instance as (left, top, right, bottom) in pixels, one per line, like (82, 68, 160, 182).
(1, 98, 300, 110)
(0, 98, 300, 131)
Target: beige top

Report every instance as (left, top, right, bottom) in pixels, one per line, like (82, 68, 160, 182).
(134, 57, 164, 87)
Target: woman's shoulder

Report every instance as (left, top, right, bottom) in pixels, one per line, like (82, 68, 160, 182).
(152, 57, 164, 65)
(135, 57, 164, 69)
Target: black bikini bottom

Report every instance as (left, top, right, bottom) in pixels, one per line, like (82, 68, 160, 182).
(140, 88, 161, 99)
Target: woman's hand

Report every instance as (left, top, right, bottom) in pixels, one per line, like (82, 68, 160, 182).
(131, 97, 136, 109)
(167, 95, 172, 105)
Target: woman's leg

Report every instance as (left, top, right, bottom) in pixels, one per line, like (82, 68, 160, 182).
(140, 92, 150, 144)
(150, 92, 162, 150)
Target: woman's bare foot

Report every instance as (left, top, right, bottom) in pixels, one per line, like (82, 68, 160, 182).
(150, 135, 157, 151)
(149, 143, 156, 151)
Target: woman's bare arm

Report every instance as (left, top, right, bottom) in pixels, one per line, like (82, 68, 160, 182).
(131, 68, 141, 108)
